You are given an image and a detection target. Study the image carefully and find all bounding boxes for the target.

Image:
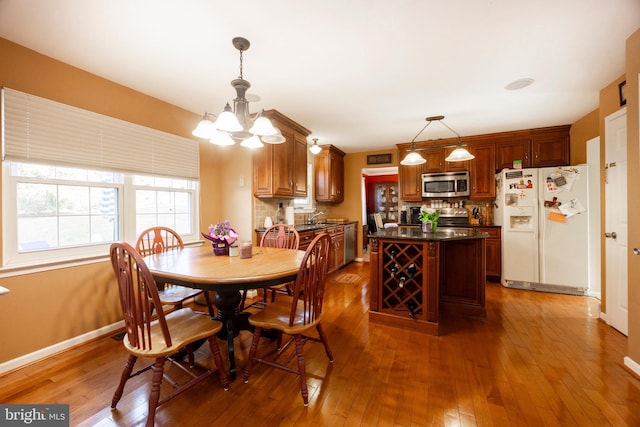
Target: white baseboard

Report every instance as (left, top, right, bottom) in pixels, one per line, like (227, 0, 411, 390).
(0, 321, 124, 374)
(624, 356, 640, 377)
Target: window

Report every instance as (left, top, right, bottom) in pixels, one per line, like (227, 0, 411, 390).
(1, 88, 201, 270)
(3, 161, 198, 268)
(293, 162, 315, 212)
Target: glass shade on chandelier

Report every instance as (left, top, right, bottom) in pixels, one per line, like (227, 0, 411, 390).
(400, 115, 474, 165)
(192, 37, 281, 148)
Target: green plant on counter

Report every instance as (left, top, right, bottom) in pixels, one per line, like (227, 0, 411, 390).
(419, 210, 440, 224)
(419, 210, 440, 232)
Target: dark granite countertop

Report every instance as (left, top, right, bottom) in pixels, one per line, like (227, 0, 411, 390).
(370, 227, 489, 241)
(255, 221, 358, 233)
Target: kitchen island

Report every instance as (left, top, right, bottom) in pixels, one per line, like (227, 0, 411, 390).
(368, 227, 488, 335)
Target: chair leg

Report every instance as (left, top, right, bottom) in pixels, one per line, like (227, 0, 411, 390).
(243, 327, 263, 383)
(207, 336, 230, 390)
(316, 323, 334, 362)
(111, 354, 137, 409)
(146, 358, 165, 427)
(293, 334, 309, 406)
(203, 291, 216, 318)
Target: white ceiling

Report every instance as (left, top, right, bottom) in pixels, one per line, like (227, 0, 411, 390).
(1, 0, 639, 153)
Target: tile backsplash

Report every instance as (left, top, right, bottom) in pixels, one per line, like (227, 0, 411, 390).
(254, 198, 334, 229)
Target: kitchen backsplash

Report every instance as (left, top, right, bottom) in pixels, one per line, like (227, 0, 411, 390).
(254, 198, 334, 229)
(401, 200, 496, 225)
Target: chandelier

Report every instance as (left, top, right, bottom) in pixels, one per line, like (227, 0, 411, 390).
(400, 115, 475, 165)
(192, 37, 285, 148)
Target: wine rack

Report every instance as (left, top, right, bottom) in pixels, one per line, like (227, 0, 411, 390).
(380, 241, 424, 319)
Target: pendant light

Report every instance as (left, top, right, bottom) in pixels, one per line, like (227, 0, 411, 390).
(400, 115, 474, 165)
(309, 138, 322, 154)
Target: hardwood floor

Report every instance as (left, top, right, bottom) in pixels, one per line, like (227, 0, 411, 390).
(2, 261, 639, 426)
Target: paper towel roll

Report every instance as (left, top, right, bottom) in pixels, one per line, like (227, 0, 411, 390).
(285, 206, 295, 225)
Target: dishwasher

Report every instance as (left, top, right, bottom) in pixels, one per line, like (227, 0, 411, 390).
(344, 223, 356, 265)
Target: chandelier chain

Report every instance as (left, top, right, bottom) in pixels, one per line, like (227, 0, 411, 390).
(239, 48, 244, 80)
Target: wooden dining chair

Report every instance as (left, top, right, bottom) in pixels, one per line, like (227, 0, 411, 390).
(109, 242, 229, 427)
(136, 226, 215, 317)
(243, 233, 333, 406)
(241, 223, 300, 310)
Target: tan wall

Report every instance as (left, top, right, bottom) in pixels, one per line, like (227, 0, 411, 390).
(329, 149, 400, 257)
(570, 109, 599, 164)
(0, 38, 222, 363)
(625, 28, 640, 366)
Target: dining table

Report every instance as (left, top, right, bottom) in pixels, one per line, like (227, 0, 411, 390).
(144, 243, 305, 380)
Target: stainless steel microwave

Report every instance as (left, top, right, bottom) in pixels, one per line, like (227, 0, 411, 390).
(421, 171, 470, 198)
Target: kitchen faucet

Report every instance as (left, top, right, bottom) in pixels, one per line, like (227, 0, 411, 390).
(307, 211, 324, 225)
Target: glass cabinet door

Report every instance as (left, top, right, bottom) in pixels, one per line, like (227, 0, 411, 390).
(375, 182, 399, 222)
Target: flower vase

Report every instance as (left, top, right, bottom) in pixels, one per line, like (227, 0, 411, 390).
(422, 222, 432, 233)
(212, 242, 229, 256)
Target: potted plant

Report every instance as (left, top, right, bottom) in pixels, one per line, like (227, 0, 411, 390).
(419, 210, 440, 233)
(201, 220, 239, 255)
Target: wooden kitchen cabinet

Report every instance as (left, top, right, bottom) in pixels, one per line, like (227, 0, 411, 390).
(496, 138, 531, 171)
(253, 109, 311, 198)
(422, 147, 469, 173)
(468, 143, 496, 200)
(477, 226, 501, 281)
(530, 126, 570, 167)
(323, 225, 345, 273)
(399, 149, 423, 201)
(315, 145, 345, 203)
(298, 229, 315, 251)
(373, 182, 400, 222)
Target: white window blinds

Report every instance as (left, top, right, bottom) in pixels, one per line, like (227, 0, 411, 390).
(1, 87, 200, 179)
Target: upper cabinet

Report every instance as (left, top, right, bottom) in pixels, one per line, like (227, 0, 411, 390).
(397, 125, 570, 201)
(468, 143, 496, 200)
(253, 110, 311, 199)
(495, 125, 570, 171)
(530, 126, 570, 167)
(315, 144, 345, 203)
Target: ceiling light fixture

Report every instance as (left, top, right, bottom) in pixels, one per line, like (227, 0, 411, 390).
(309, 138, 322, 155)
(401, 116, 475, 165)
(192, 37, 280, 148)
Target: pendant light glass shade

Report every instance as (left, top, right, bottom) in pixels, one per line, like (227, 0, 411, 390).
(400, 150, 426, 165)
(445, 144, 475, 161)
(192, 114, 216, 139)
(240, 135, 264, 149)
(249, 113, 278, 136)
(261, 129, 286, 144)
(212, 103, 243, 132)
(209, 129, 236, 146)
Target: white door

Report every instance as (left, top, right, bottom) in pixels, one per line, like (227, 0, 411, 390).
(605, 108, 628, 335)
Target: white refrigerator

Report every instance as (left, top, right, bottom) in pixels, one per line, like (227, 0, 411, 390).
(494, 166, 591, 295)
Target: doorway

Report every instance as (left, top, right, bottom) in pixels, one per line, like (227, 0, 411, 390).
(361, 167, 398, 232)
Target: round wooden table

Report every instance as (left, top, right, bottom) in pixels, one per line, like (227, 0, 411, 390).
(144, 244, 304, 379)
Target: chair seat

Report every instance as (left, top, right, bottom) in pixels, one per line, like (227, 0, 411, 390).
(247, 297, 323, 335)
(124, 308, 223, 358)
(157, 285, 202, 305)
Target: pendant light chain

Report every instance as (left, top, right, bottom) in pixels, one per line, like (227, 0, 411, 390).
(238, 47, 244, 80)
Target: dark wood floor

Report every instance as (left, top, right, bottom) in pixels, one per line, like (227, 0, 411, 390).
(2, 261, 640, 426)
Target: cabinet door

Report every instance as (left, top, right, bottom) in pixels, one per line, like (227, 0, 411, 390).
(330, 150, 344, 202)
(421, 149, 444, 173)
(272, 130, 294, 196)
(469, 143, 496, 200)
(478, 227, 501, 279)
(253, 145, 273, 197)
(293, 134, 308, 197)
(496, 139, 531, 171)
(531, 128, 570, 167)
(399, 149, 423, 201)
